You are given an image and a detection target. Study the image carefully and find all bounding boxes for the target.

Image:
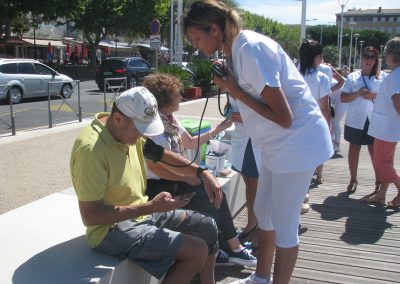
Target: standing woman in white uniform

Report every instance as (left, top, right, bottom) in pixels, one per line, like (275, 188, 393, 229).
(341, 46, 387, 194)
(366, 37, 400, 207)
(182, 1, 333, 283)
(299, 40, 332, 184)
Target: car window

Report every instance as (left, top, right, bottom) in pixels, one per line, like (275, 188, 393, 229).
(102, 60, 124, 69)
(0, 63, 18, 74)
(34, 63, 54, 75)
(18, 63, 36, 74)
(129, 60, 149, 68)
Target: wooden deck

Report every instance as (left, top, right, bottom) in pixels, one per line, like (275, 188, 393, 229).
(213, 143, 400, 283)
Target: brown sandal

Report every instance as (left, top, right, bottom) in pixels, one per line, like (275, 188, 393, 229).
(347, 180, 358, 194)
(364, 194, 386, 205)
(387, 196, 400, 208)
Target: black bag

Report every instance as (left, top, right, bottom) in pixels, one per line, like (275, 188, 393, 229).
(329, 97, 335, 118)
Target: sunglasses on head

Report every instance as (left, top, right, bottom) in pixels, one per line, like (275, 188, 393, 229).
(363, 54, 376, 60)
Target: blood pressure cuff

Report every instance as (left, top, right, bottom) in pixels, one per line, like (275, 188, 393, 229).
(143, 138, 164, 163)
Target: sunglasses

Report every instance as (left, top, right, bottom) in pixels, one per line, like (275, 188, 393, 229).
(363, 55, 376, 60)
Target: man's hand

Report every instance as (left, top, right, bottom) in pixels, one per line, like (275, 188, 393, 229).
(184, 175, 201, 186)
(150, 191, 191, 212)
(201, 171, 223, 209)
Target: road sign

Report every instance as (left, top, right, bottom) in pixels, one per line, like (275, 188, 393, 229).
(150, 35, 161, 50)
(150, 19, 161, 35)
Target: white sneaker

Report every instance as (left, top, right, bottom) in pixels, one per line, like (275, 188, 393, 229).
(230, 272, 272, 284)
(303, 193, 310, 203)
(333, 142, 341, 153)
(301, 203, 310, 214)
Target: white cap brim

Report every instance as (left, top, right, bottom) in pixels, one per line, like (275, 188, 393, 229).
(134, 114, 164, 137)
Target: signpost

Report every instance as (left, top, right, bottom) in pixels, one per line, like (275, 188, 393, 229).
(150, 19, 161, 70)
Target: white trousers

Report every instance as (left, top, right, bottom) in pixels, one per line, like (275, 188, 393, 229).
(254, 164, 314, 248)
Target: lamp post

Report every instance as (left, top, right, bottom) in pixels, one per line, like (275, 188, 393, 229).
(348, 22, 355, 70)
(379, 44, 384, 70)
(359, 40, 364, 69)
(170, 0, 174, 64)
(296, 0, 307, 44)
(353, 33, 359, 70)
(338, 0, 350, 69)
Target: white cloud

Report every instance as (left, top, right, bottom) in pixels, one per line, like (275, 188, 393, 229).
(240, 0, 399, 25)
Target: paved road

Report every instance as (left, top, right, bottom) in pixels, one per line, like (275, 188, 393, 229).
(0, 95, 229, 214)
(0, 80, 121, 135)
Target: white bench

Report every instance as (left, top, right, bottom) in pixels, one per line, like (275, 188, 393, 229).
(0, 173, 244, 284)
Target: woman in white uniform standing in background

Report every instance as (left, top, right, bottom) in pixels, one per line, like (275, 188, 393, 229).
(182, 1, 333, 283)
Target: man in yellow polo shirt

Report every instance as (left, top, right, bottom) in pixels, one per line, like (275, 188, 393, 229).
(70, 87, 222, 284)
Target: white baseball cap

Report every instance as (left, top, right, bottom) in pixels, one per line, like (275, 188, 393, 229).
(115, 87, 164, 136)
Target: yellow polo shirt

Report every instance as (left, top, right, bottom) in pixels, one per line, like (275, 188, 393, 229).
(70, 113, 148, 247)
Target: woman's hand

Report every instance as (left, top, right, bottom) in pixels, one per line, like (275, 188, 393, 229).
(231, 112, 242, 123)
(363, 90, 376, 101)
(215, 118, 233, 132)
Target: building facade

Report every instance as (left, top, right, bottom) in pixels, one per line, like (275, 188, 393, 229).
(336, 7, 400, 35)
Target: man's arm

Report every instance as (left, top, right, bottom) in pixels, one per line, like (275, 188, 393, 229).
(147, 160, 201, 186)
(144, 141, 222, 208)
(78, 191, 190, 226)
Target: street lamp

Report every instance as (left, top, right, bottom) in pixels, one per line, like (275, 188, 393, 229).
(353, 33, 359, 70)
(296, 0, 307, 44)
(348, 22, 356, 70)
(359, 40, 364, 69)
(338, 0, 350, 69)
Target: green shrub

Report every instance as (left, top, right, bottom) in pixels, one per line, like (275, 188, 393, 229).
(157, 64, 194, 90)
(186, 59, 214, 97)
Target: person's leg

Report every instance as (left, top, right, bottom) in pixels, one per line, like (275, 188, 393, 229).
(164, 210, 218, 284)
(163, 234, 208, 284)
(242, 174, 258, 233)
(271, 170, 314, 284)
(348, 143, 361, 181)
(252, 165, 274, 278)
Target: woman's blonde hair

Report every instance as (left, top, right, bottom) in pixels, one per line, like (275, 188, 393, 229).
(181, 0, 242, 46)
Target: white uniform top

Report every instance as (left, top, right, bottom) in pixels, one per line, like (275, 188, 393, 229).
(342, 70, 387, 129)
(146, 121, 186, 180)
(368, 67, 400, 142)
(228, 97, 250, 171)
(303, 69, 331, 102)
(318, 63, 333, 86)
(231, 30, 333, 173)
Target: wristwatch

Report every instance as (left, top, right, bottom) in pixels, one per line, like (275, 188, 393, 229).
(196, 165, 208, 180)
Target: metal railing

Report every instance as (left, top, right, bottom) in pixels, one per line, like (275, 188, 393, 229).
(103, 77, 127, 112)
(47, 80, 81, 128)
(0, 83, 16, 135)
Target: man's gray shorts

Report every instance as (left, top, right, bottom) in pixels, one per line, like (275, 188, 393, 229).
(94, 209, 218, 279)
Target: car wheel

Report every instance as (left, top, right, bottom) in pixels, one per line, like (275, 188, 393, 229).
(60, 83, 73, 98)
(8, 86, 23, 104)
(128, 76, 138, 88)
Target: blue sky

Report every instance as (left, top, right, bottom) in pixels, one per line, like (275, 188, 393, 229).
(238, 0, 399, 25)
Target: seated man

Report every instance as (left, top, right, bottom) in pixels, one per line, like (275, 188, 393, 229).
(70, 87, 221, 284)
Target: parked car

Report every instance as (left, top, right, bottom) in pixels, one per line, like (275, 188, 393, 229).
(95, 57, 153, 91)
(0, 58, 73, 104)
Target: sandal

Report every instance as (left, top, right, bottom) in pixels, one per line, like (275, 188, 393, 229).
(347, 180, 358, 194)
(387, 196, 400, 208)
(364, 194, 386, 205)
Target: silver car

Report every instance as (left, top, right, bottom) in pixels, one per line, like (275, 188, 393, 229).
(0, 58, 73, 104)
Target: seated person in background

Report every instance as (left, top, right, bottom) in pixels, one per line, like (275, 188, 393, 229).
(70, 87, 221, 284)
(143, 73, 257, 267)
